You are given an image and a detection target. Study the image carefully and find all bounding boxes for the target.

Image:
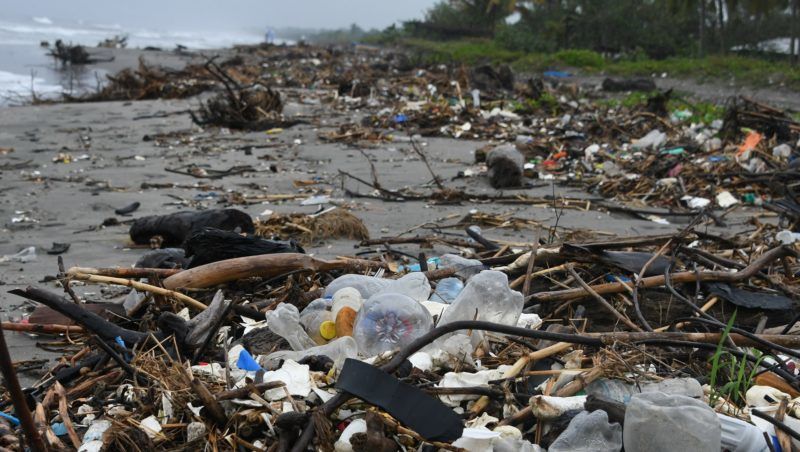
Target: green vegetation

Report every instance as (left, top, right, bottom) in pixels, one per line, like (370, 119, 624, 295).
(708, 312, 766, 411)
(397, 37, 800, 89)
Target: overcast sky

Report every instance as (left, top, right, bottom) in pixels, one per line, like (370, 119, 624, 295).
(8, 0, 439, 31)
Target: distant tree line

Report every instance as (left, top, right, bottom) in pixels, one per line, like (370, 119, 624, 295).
(403, 0, 798, 61)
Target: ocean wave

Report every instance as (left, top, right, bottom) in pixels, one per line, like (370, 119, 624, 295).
(0, 69, 62, 103)
(0, 19, 263, 49)
(32, 17, 53, 25)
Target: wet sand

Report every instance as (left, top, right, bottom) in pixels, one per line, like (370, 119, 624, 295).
(0, 47, 777, 384)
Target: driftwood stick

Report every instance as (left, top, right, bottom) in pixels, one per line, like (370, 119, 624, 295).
(531, 245, 797, 304)
(9, 287, 148, 345)
(68, 266, 182, 278)
(69, 273, 207, 311)
(215, 381, 286, 401)
(1, 322, 84, 335)
(54, 381, 81, 449)
(568, 265, 643, 332)
(163, 253, 382, 289)
(0, 323, 48, 452)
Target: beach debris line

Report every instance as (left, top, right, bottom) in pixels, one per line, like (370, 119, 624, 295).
(2, 212, 800, 450)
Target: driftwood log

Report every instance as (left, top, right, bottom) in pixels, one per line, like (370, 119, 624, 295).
(163, 253, 383, 289)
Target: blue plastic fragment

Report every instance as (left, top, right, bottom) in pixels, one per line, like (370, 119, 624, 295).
(0, 411, 20, 426)
(51, 422, 68, 436)
(605, 274, 632, 283)
(393, 114, 407, 123)
(543, 70, 571, 78)
(115, 336, 126, 348)
(237, 349, 263, 372)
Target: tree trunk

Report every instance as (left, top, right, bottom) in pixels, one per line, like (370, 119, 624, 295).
(717, 0, 725, 53)
(699, 0, 706, 57)
(792, 0, 798, 65)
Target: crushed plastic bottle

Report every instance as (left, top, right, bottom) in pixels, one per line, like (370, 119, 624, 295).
(266, 303, 317, 351)
(585, 377, 702, 403)
(437, 270, 523, 330)
(260, 336, 358, 370)
(623, 392, 720, 452)
(430, 277, 464, 303)
(549, 410, 622, 452)
(439, 254, 484, 279)
(353, 293, 433, 356)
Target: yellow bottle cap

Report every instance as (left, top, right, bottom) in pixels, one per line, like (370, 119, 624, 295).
(319, 320, 337, 340)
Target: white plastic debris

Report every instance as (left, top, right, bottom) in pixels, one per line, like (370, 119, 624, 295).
(138, 415, 163, 439)
(187, 421, 206, 442)
(773, 143, 792, 158)
(631, 129, 667, 150)
(437, 366, 511, 406)
(301, 195, 331, 206)
(530, 395, 588, 420)
(517, 313, 543, 329)
(263, 359, 311, 400)
(123, 289, 147, 316)
(334, 419, 367, 452)
(584, 144, 600, 162)
(409, 351, 433, 372)
(681, 196, 711, 209)
(0, 246, 37, 263)
(776, 230, 800, 245)
(716, 191, 739, 208)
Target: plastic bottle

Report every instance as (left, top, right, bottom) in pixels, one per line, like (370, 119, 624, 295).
(718, 413, 770, 452)
(437, 270, 523, 329)
(439, 254, 484, 279)
(300, 301, 334, 345)
(585, 377, 703, 404)
(260, 336, 358, 370)
(378, 272, 431, 302)
(430, 277, 464, 303)
(265, 303, 317, 351)
(331, 288, 363, 320)
(324, 274, 390, 300)
(324, 273, 431, 302)
(353, 293, 433, 357)
(623, 392, 720, 452)
(332, 288, 363, 337)
(549, 410, 622, 452)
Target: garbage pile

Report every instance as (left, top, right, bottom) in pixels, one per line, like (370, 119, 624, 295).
(1, 201, 800, 452)
(2, 42, 800, 452)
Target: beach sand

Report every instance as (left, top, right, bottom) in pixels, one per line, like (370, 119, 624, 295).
(0, 47, 771, 384)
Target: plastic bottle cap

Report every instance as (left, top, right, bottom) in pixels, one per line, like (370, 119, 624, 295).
(319, 321, 337, 340)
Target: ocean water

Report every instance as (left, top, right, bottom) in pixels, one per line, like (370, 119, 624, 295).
(0, 17, 265, 105)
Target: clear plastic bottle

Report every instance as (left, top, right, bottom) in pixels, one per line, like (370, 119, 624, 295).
(430, 277, 464, 303)
(437, 270, 523, 328)
(324, 274, 390, 300)
(439, 254, 484, 279)
(265, 303, 317, 351)
(260, 336, 358, 370)
(353, 293, 433, 357)
(718, 413, 770, 452)
(623, 392, 720, 452)
(585, 377, 703, 404)
(380, 272, 431, 302)
(300, 302, 334, 345)
(325, 272, 431, 302)
(549, 410, 622, 452)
